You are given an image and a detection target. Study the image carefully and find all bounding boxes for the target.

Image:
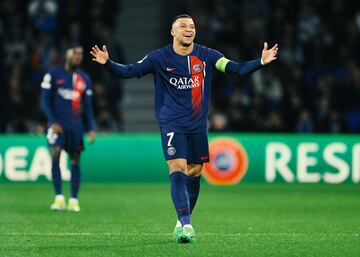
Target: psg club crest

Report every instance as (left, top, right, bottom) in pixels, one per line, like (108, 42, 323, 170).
(203, 137, 249, 185)
(167, 146, 176, 156)
(193, 64, 202, 73)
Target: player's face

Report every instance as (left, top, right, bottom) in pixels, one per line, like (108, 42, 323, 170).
(171, 18, 196, 47)
(67, 47, 83, 67)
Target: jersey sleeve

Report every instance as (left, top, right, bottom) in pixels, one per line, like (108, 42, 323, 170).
(82, 75, 96, 131)
(208, 48, 224, 67)
(40, 71, 57, 124)
(104, 53, 154, 78)
(215, 57, 263, 76)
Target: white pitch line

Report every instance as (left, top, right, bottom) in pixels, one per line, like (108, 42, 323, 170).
(4, 232, 170, 236)
(3, 232, 359, 237)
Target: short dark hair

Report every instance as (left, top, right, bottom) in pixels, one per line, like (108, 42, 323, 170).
(172, 14, 193, 25)
(67, 43, 83, 50)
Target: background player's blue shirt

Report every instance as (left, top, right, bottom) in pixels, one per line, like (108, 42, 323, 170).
(104, 43, 261, 133)
(40, 65, 95, 131)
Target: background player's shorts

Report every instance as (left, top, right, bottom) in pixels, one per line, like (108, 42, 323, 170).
(47, 127, 84, 153)
(160, 129, 209, 164)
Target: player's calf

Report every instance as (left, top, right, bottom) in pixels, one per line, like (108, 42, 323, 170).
(170, 172, 191, 226)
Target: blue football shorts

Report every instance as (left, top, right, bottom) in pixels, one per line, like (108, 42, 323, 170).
(47, 126, 84, 153)
(160, 128, 209, 164)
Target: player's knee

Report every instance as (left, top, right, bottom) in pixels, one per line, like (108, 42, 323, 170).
(50, 147, 61, 162)
(167, 159, 187, 174)
(71, 159, 80, 166)
(188, 164, 203, 177)
(70, 153, 81, 166)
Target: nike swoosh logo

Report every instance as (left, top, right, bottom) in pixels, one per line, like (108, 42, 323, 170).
(201, 156, 209, 160)
(166, 67, 176, 71)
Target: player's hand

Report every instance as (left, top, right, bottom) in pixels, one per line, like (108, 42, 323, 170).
(90, 45, 109, 65)
(88, 131, 96, 144)
(51, 123, 63, 134)
(261, 42, 278, 65)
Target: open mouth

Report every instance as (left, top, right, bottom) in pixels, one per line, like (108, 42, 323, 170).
(184, 34, 193, 38)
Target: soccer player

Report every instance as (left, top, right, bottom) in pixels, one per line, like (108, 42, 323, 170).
(90, 14, 278, 242)
(41, 46, 96, 212)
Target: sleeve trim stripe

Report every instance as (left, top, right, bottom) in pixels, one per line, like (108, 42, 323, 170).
(215, 57, 230, 73)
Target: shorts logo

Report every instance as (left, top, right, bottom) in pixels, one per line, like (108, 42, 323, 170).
(167, 146, 176, 156)
(203, 137, 249, 185)
(193, 64, 202, 72)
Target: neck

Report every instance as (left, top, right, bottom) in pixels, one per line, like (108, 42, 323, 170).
(172, 41, 194, 56)
(65, 63, 76, 72)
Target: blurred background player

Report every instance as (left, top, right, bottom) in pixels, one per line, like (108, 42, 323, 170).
(41, 46, 96, 212)
(90, 14, 278, 243)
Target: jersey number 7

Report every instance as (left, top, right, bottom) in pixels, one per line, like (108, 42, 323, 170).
(166, 132, 174, 147)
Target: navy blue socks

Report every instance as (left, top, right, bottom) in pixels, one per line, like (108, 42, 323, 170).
(51, 160, 62, 195)
(187, 176, 201, 214)
(170, 172, 191, 225)
(71, 164, 81, 198)
(52, 159, 81, 198)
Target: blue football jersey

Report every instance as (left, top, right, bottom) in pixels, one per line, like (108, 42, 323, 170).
(105, 43, 223, 133)
(40, 66, 95, 131)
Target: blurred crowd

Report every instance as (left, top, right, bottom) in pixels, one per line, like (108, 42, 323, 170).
(1, 0, 360, 133)
(0, 0, 124, 133)
(179, 0, 360, 133)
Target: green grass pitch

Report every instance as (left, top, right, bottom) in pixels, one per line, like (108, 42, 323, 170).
(1, 183, 359, 257)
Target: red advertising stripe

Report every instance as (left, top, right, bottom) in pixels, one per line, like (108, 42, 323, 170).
(72, 73, 86, 114)
(189, 56, 204, 118)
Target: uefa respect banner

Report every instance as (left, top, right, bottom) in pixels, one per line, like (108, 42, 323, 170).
(0, 134, 360, 184)
(203, 134, 360, 184)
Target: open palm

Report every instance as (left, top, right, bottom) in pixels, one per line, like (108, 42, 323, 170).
(261, 42, 278, 65)
(90, 45, 109, 64)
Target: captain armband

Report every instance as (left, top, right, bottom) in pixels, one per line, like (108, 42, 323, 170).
(215, 57, 230, 73)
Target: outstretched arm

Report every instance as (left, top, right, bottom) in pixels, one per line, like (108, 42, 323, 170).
(90, 45, 153, 78)
(215, 42, 278, 75)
